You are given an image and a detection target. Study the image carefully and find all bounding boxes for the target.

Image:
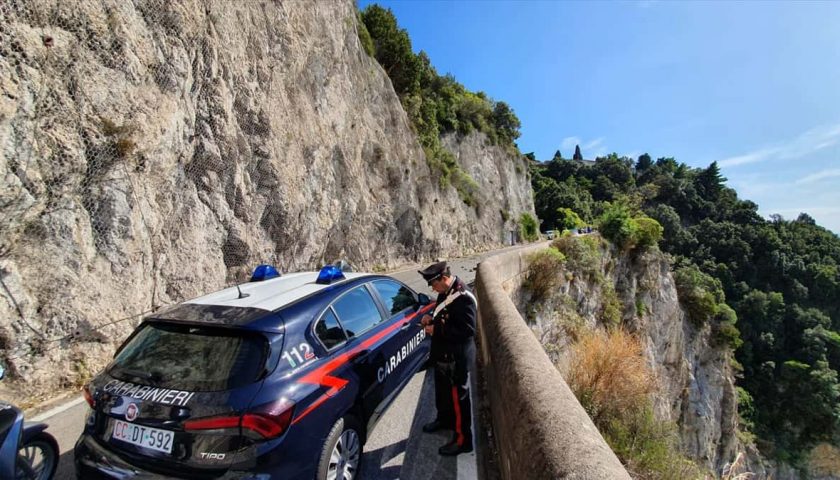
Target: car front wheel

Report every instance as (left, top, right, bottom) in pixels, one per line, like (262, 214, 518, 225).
(316, 416, 362, 480)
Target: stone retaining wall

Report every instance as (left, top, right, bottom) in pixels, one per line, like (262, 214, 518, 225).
(475, 244, 631, 479)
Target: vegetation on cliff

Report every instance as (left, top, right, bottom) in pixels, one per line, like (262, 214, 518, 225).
(531, 153, 840, 464)
(359, 5, 522, 205)
(567, 329, 706, 479)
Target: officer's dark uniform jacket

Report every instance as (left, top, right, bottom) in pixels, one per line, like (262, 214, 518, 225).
(429, 275, 476, 449)
(430, 276, 476, 361)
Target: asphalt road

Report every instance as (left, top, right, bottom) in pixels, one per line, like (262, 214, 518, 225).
(31, 244, 530, 479)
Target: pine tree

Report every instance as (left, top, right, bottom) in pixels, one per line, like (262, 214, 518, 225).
(573, 144, 583, 160)
(695, 161, 726, 201)
(636, 153, 652, 172)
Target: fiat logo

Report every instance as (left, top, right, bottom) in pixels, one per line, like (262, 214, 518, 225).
(125, 403, 139, 422)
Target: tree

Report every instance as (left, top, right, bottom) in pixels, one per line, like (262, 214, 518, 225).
(636, 153, 652, 173)
(574, 144, 583, 160)
(519, 213, 540, 242)
(556, 207, 585, 231)
(492, 101, 521, 145)
(553, 150, 563, 161)
(695, 161, 727, 201)
(361, 6, 421, 96)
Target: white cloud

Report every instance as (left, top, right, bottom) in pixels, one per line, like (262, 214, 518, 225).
(795, 168, 840, 185)
(560, 136, 608, 159)
(560, 136, 581, 152)
(718, 147, 780, 168)
(718, 122, 840, 168)
(583, 137, 605, 151)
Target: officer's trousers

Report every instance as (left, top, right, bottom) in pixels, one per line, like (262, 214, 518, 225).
(433, 340, 474, 447)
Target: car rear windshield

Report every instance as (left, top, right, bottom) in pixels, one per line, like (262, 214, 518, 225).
(109, 322, 269, 392)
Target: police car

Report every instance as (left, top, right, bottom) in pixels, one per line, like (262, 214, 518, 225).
(75, 264, 433, 479)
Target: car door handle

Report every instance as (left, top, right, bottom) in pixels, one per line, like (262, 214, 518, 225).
(400, 321, 411, 331)
(350, 350, 369, 364)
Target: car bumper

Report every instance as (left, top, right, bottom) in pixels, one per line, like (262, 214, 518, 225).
(74, 434, 273, 480)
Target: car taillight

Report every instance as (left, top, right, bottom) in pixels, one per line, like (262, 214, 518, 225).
(184, 399, 295, 440)
(83, 384, 95, 408)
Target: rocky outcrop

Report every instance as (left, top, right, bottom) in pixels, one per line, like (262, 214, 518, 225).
(522, 239, 739, 475)
(0, 0, 533, 402)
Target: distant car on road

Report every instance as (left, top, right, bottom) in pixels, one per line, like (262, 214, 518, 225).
(75, 264, 433, 480)
(543, 230, 556, 240)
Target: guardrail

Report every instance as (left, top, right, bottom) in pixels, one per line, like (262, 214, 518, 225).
(475, 243, 631, 480)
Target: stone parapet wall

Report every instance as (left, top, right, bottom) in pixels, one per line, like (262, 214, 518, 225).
(475, 244, 630, 479)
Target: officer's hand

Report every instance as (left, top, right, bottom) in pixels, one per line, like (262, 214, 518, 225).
(424, 324, 434, 336)
(421, 314, 433, 326)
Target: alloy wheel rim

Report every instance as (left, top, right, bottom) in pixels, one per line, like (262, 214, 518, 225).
(327, 428, 360, 480)
(15, 440, 55, 480)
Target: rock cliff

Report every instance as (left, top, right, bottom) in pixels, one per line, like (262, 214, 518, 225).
(520, 237, 739, 475)
(0, 0, 534, 401)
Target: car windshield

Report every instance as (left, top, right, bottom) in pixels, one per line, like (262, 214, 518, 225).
(109, 322, 269, 392)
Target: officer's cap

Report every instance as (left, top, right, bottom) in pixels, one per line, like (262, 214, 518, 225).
(418, 261, 448, 284)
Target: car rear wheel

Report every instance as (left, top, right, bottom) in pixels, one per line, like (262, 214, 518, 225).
(15, 432, 59, 480)
(316, 416, 362, 480)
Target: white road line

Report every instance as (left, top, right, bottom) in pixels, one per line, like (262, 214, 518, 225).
(31, 396, 85, 422)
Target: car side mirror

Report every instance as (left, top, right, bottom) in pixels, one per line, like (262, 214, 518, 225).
(417, 293, 431, 308)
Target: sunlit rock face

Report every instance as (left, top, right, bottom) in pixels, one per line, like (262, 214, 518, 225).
(519, 241, 739, 475)
(0, 0, 533, 402)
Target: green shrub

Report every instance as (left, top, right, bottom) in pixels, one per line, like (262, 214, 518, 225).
(356, 11, 375, 57)
(674, 264, 724, 326)
(635, 216, 664, 250)
(552, 234, 603, 280)
(712, 303, 742, 350)
(636, 298, 647, 317)
(524, 248, 566, 302)
(519, 213, 539, 242)
(599, 283, 622, 327)
(453, 168, 479, 207)
(605, 408, 706, 479)
(598, 203, 638, 250)
(556, 207, 585, 231)
(736, 386, 756, 433)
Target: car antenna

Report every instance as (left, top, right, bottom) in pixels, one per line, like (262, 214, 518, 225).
(236, 283, 249, 299)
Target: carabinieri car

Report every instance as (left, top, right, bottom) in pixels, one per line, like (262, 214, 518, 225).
(75, 265, 433, 480)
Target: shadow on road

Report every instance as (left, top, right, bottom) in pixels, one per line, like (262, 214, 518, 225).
(397, 369, 458, 480)
(55, 449, 75, 480)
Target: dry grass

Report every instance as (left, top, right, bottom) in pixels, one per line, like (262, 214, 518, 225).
(565, 329, 707, 479)
(524, 248, 566, 303)
(565, 329, 655, 425)
(810, 443, 840, 478)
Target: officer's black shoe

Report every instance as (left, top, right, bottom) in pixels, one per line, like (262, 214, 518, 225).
(422, 419, 449, 433)
(438, 440, 473, 456)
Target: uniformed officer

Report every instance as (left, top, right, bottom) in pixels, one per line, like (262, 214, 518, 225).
(418, 261, 476, 456)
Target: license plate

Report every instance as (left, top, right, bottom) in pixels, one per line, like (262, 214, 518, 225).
(112, 419, 174, 454)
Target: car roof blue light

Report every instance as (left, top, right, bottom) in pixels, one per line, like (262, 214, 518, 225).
(316, 265, 346, 285)
(251, 264, 281, 282)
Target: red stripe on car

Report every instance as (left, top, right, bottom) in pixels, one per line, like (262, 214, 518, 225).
(292, 303, 435, 425)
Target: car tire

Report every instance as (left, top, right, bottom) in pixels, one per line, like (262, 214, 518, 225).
(316, 416, 362, 480)
(15, 431, 59, 480)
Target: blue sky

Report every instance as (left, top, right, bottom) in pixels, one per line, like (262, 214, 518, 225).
(358, 0, 840, 233)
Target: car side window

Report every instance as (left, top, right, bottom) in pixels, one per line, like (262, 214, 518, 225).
(315, 308, 347, 350)
(371, 280, 417, 316)
(332, 286, 383, 338)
